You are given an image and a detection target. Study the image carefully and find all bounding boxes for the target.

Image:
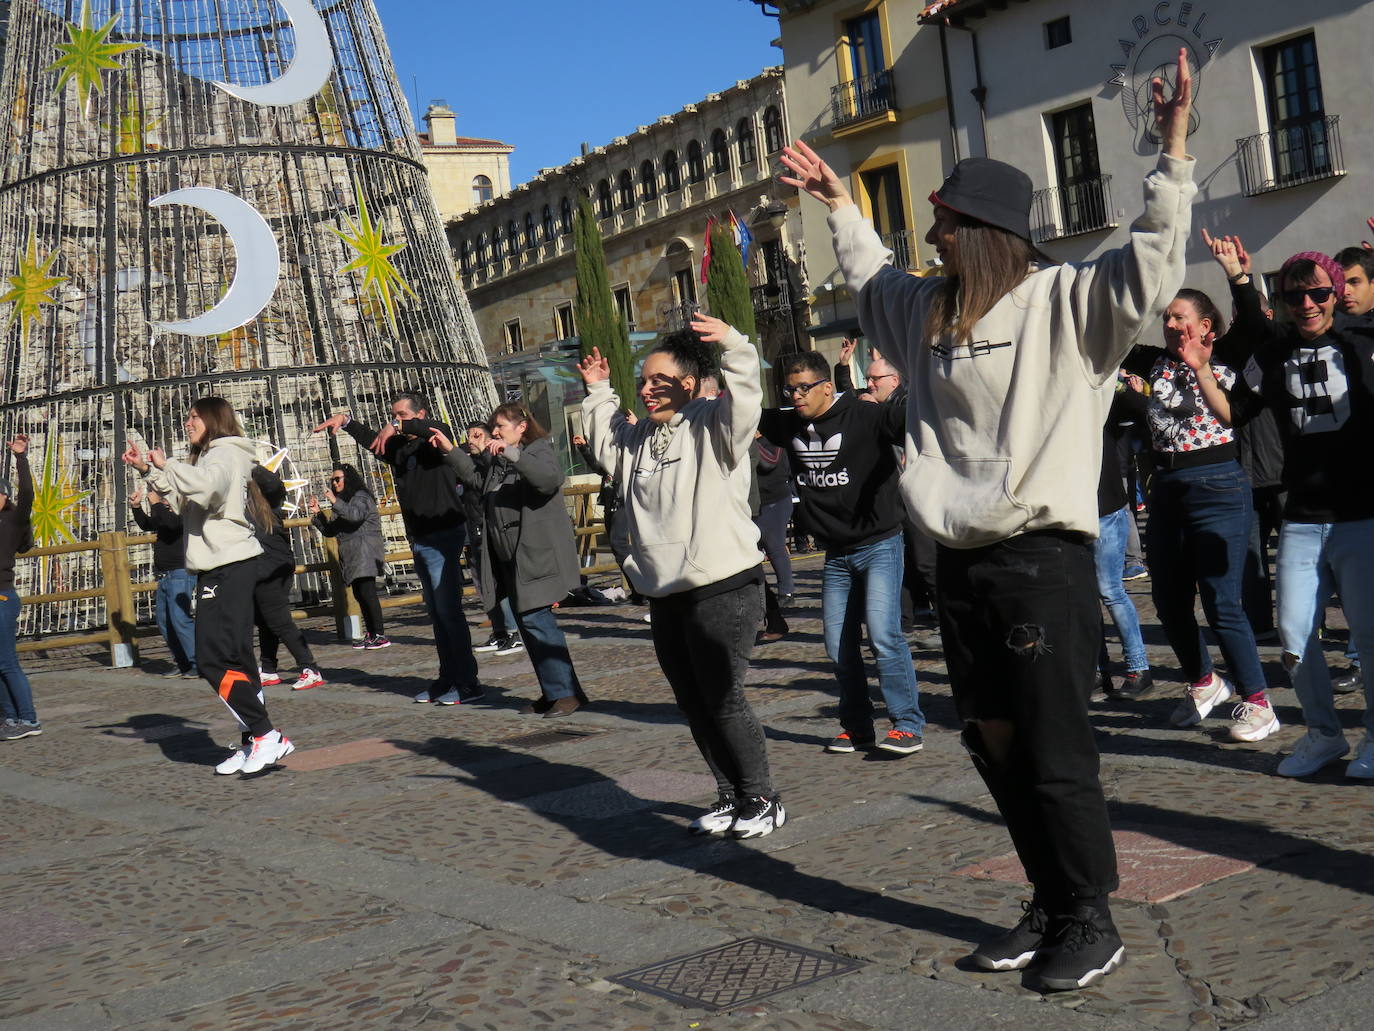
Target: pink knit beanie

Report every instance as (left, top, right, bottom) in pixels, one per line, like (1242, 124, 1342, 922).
(1278, 250, 1345, 299)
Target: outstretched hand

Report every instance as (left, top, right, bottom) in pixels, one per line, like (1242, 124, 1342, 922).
(1151, 47, 1193, 158)
(313, 412, 348, 435)
(1201, 229, 1243, 279)
(1177, 321, 1215, 372)
(690, 312, 734, 344)
(779, 139, 853, 212)
(838, 338, 857, 365)
(7, 434, 28, 456)
(121, 442, 149, 473)
(427, 427, 455, 453)
(578, 347, 610, 385)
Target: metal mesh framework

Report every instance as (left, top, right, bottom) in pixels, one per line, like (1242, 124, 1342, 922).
(0, 0, 496, 635)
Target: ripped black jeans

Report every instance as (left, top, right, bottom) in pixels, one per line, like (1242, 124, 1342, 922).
(937, 530, 1119, 903)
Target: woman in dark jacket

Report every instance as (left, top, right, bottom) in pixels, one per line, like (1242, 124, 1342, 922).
(309, 463, 388, 648)
(430, 405, 587, 717)
(0, 435, 38, 740)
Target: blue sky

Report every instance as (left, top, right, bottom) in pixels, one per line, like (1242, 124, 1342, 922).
(374, 0, 782, 185)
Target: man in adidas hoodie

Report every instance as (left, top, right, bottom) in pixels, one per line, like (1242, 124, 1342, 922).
(780, 48, 1196, 990)
(759, 352, 926, 757)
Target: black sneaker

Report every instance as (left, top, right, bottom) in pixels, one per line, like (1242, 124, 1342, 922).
(1333, 668, 1362, 695)
(352, 636, 369, 650)
(457, 683, 486, 704)
(1091, 671, 1112, 702)
(1, 719, 42, 740)
(474, 634, 506, 653)
(494, 633, 525, 656)
(731, 796, 786, 839)
(688, 795, 738, 835)
(365, 635, 391, 649)
(1033, 904, 1125, 991)
(970, 899, 1049, 971)
(1114, 669, 1155, 700)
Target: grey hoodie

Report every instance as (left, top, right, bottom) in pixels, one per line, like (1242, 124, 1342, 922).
(146, 436, 264, 573)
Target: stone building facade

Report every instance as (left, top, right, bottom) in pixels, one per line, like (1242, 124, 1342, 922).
(418, 100, 513, 222)
(448, 67, 807, 373)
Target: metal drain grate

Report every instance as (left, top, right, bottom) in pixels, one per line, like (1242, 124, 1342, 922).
(501, 727, 601, 749)
(611, 937, 864, 1012)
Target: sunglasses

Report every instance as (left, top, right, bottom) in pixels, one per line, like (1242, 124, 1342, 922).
(1282, 286, 1336, 307)
(781, 378, 830, 398)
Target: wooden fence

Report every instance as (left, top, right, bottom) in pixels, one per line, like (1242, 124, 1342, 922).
(15, 483, 618, 666)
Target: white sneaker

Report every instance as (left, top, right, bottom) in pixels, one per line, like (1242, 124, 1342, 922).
(240, 730, 294, 774)
(1277, 729, 1349, 777)
(433, 688, 463, 705)
(215, 747, 248, 775)
(258, 669, 282, 687)
(688, 797, 738, 835)
(413, 690, 432, 703)
(731, 796, 786, 839)
(291, 668, 325, 691)
(1228, 701, 1280, 742)
(1346, 735, 1374, 779)
(1170, 673, 1233, 727)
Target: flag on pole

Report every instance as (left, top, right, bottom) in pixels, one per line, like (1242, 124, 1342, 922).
(700, 215, 715, 284)
(730, 210, 754, 269)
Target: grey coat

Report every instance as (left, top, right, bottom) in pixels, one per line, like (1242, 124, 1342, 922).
(312, 490, 386, 583)
(444, 437, 580, 613)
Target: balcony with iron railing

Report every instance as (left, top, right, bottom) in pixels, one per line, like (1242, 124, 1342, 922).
(1236, 115, 1345, 197)
(659, 300, 701, 332)
(831, 70, 896, 132)
(880, 229, 919, 271)
(1030, 175, 1117, 243)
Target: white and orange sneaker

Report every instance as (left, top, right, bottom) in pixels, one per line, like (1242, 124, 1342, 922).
(240, 730, 294, 774)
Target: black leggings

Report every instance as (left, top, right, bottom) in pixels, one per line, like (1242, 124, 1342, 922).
(351, 577, 384, 636)
(197, 559, 273, 737)
(255, 558, 316, 672)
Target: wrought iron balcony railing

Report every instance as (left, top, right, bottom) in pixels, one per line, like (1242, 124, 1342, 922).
(881, 229, 918, 271)
(1236, 115, 1344, 197)
(659, 300, 701, 332)
(1031, 175, 1117, 243)
(831, 70, 896, 130)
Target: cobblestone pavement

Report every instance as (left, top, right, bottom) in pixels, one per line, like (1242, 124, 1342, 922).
(1, 557, 1371, 1030)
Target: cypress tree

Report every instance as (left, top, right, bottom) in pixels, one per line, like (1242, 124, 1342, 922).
(572, 194, 635, 404)
(704, 220, 757, 342)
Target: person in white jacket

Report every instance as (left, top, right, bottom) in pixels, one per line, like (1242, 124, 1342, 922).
(780, 48, 1197, 991)
(123, 397, 294, 776)
(579, 313, 784, 839)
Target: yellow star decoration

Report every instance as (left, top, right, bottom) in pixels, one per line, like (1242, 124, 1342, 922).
(31, 441, 90, 547)
(46, 0, 141, 110)
(1, 231, 66, 349)
(330, 186, 417, 332)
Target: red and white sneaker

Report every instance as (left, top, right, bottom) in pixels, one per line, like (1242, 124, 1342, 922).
(240, 730, 294, 774)
(291, 668, 325, 691)
(258, 669, 282, 687)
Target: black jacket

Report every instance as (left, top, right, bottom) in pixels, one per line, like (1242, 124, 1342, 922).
(759, 391, 905, 552)
(0, 453, 33, 592)
(346, 417, 465, 538)
(131, 501, 187, 572)
(249, 465, 296, 573)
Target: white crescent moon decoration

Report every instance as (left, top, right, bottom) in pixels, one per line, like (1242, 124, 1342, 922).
(212, 0, 335, 107)
(150, 188, 282, 337)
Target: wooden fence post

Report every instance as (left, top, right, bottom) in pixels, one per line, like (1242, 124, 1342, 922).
(322, 534, 360, 642)
(101, 531, 138, 668)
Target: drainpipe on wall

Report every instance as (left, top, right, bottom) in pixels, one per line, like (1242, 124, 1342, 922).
(937, 22, 961, 163)
(943, 18, 989, 158)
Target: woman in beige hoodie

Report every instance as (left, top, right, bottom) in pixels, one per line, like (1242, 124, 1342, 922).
(123, 397, 294, 776)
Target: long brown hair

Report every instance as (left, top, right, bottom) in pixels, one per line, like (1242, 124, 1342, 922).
(924, 219, 1043, 345)
(187, 396, 242, 464)
(490, 403, 549, 445)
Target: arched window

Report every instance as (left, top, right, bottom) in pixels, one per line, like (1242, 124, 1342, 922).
(763, 105, 784, 153)
(618, 169, 635, 211)
(640, 159, 658, 201)
(522, 212, 536, 250)
(596, 179, 613, 219)
(736, 118, 756, 165)
(474, 234, 487, 269)
(710, 129, 729, 175)
(663, 150, 681, 192)
(507, 218, 519, 252)
(541, 204, 555, 242)
(491, 225, 504, 259)
(559, 196, 573, 234)
(472, 174, 493, 205)
(686, 140, 705, 183)
(459, 239, 472, 274)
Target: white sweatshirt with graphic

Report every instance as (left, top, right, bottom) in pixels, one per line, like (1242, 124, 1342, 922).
(831, 152, 1196, 547)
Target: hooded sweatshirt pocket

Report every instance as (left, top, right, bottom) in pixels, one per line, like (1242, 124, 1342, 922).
(903, 454, 1031, 547)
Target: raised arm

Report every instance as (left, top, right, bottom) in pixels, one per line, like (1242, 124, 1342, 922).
(691, 314, 762, 469)
(429, 427, 484, 491)
(11, 440, 32, 522)
(578, 347, 637, 474)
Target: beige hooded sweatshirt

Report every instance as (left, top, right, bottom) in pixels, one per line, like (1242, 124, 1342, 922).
(145, 436, 263, 573)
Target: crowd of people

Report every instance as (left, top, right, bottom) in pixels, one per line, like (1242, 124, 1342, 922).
(4, 46, 1373, 997)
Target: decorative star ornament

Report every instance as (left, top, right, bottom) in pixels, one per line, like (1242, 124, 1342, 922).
(330, 185, 417, 332)
(257, 444, 309, 515)
(1, 230, 67, 349)
(46, 0, 141, 111)
(31, 441, 90, 547)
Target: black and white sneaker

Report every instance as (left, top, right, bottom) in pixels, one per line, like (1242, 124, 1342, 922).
(474, 634, 506, 653)
(970, 899, 1049, 971)
(494, 633, 524, 656)
(731, 796, 786, 839)
(688, 796, 737, 835)
(1033, 904, 1126, 991)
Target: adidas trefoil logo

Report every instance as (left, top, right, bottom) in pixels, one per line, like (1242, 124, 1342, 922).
(793, 427, 842, 470)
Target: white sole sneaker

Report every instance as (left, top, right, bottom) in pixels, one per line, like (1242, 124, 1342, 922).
(1170, 674, 1233, 727)
(1228, 702, 1280, 742)
(215, 748, 247, 775)
(732, 800, 786, 839)
(240, 734, 294, 774)
(1038, 944, 1126, 991)
(1276, 731, 1350, 777)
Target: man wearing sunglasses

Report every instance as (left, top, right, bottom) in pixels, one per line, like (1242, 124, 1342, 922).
(759, 352, 927, 758)
(1211, 241, 1374, 781)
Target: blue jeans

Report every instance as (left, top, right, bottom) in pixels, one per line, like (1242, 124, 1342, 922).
(0, 590, 36, 722)
(821, 533, 925, 736)
(1094, 506, 1148, 672)
(1276, 519, 1374, 738)
(513, 604, 585, 702)
(411, 524, 479, 690)
(1147, 461, 1266, 695)
(154, 568, 197, 674)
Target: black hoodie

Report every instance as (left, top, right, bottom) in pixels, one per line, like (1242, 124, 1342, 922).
(346, 416, 465, 538)
(759, 391, 905, 552)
